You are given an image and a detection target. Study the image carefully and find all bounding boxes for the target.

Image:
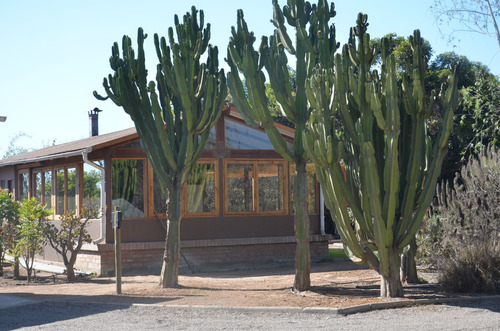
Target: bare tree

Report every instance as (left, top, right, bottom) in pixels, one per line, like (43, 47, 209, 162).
(431, 0, 500, 50)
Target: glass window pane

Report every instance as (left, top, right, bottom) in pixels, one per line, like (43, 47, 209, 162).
(225, 119, 274, 150)
(20, 172, 29, 201)
(67, 168, 76, 212)
(83, 164, 101, 210)
(33, 172, 42, 202)
(226, 163, 254, 212)
(258, 164, 284, 212)
(187, 163, 216, 214)
(153, 172, 168, 215)
(44, 171, 52, 209)
(56, 169, 64, 214)
(112, 159, 145, 219)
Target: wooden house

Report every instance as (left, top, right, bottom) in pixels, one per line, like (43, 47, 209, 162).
(0, 106, 330, 275)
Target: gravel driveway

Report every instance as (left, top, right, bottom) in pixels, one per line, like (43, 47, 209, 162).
(1, 298, 499, 330)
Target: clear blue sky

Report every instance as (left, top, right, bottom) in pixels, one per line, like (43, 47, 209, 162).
(1, 0, 498, 158)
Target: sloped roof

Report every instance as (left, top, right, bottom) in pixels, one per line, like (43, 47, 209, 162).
(0, 127, 137, 167)
(0, 108, 296, 168)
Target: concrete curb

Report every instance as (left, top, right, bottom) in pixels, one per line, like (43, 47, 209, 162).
(130, 294, 500, 315)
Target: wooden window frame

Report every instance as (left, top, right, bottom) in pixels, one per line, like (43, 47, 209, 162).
(223, 159, 289, 216)
(182, 159, 220, 218)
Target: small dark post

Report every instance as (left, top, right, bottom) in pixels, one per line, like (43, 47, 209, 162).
(88, 108, 102, 137)
(113, 207, 122, 294)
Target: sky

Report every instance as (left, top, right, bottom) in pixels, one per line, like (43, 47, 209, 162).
(1, 0, 499, 158)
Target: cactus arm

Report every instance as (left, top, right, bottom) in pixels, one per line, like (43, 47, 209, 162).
(380, 54, 401, 242)
(397, 68, 458, 248)
(272, 0, 296, 55)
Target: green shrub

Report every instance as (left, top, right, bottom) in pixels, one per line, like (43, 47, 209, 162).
(421, 145, 500, 293)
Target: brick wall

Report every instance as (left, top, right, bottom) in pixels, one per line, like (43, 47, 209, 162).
(74, 235, 330, 275)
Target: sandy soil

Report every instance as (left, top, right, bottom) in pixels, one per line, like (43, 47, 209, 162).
(0, 259, 458, 309)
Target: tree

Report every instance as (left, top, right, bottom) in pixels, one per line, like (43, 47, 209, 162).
(44, 201, 99, 281)
(13, 198, 51, 283)
(0, 189, 19, 276)
(304, 15, 458, 297)
(429, 52, 500, 178)
(227, 0, 340, 291)
(431, 0, 500, 50)
(95, 6, 227, 287)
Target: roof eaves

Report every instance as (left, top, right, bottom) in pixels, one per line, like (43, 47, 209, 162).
(0, 147, 92, 167)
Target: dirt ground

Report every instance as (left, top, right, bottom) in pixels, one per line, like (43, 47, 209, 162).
(0, 259, 464, 309)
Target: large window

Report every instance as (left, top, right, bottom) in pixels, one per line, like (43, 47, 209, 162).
(32, 169, 52, 209)
(55, 166, 77, 215)
(112, 159, 145, 219)
(224, 159, 288, 215)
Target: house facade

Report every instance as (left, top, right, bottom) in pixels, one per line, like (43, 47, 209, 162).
(0, 106, 330, 275)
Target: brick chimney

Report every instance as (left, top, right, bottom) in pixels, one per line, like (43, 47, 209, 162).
(89, 108, 102, 137)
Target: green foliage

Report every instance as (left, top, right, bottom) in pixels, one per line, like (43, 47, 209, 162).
(428, 52, 500, 179)
(44, 200, 99, 282)
(304, 14, 458, 297)
(95, 6, 227, 287)
(13, 198, 51, 283)
(420, 145, 500, 293)
(0, 189, 19, 276)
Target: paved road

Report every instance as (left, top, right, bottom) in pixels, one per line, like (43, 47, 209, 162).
(0, 297, 499, 330)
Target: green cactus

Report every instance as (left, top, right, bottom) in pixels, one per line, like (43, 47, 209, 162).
(227, 0, 339, 291)
(304, 14, 458, 297)
(95, 6, 227, 288)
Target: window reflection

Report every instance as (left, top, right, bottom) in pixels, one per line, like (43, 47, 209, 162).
(258, 164, 284, 212)
(187, 163, 216, 214)
(225, 119, 274, 150)
(153, 172, 167, 215)
(227, 163, 254, 212)
(112, 159, 145, 219)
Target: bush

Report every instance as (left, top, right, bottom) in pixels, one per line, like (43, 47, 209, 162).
(420, 145, 500, 293)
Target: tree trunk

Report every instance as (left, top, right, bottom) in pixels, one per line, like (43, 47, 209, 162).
(13, 257, 19, 279)
(380, 248, 404, 297)
(66, 254, 77, 282)
(160, 182, 182, 288)
(293, 160, 311, 291)
(401, 237, 419, 284)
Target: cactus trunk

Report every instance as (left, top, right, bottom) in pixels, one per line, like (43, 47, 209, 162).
(380, 247, 403, 297)
(293, 159, 311, 290)
(160, 178, 182, 288)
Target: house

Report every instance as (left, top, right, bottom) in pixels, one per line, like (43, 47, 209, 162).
(0, 106, 331, 275)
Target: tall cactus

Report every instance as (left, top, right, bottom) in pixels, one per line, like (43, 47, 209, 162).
(304, 14, 458, 297)
(94, 6, 227, 288)
(227, 0, 339, 291)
